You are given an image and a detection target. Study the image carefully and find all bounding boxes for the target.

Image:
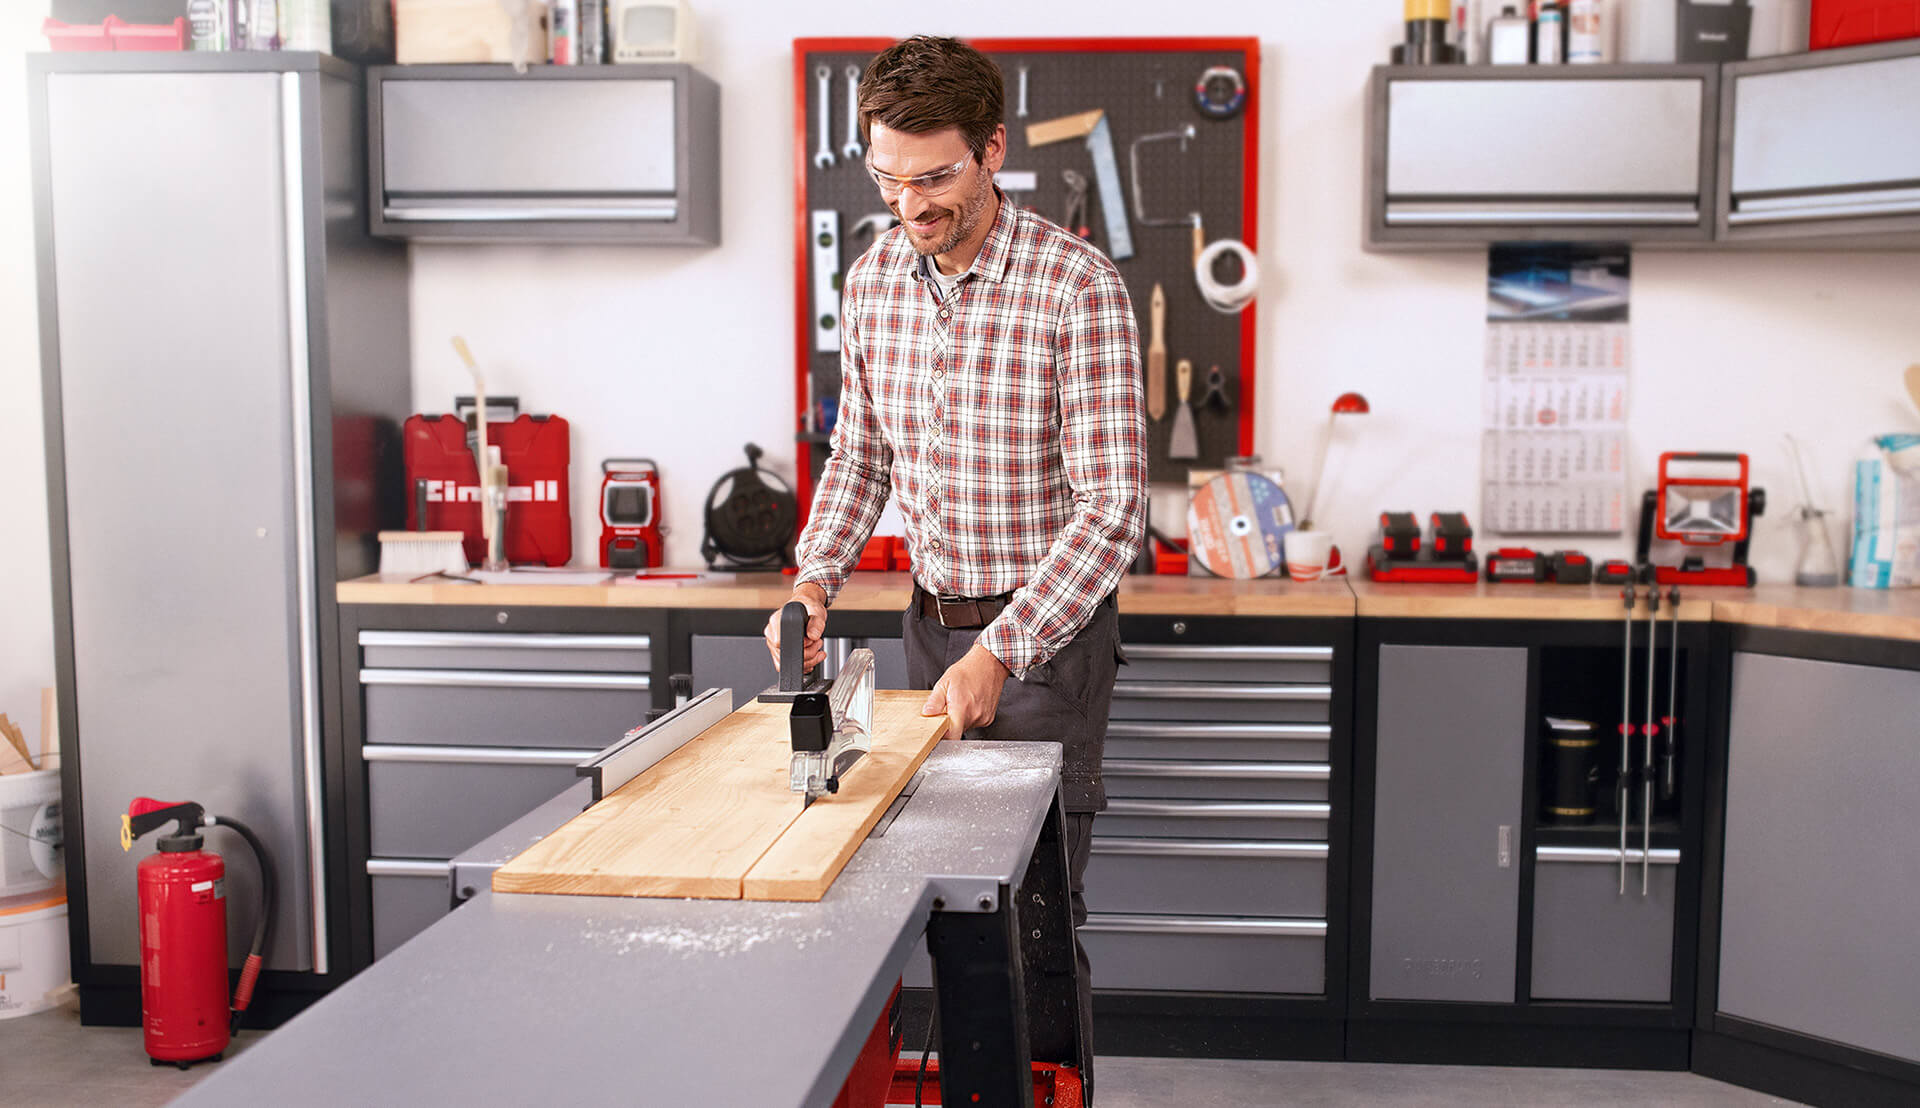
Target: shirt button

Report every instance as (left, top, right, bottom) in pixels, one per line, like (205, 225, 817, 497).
(929, 538, 941, 552)
(932, 368, 943, 379)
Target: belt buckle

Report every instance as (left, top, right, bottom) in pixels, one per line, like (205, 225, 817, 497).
(936, 594, 968, 630)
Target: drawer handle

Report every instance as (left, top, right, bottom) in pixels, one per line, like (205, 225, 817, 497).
(366, 859, 453, 878)
(1385, 201, 1701, 225)
(359, 631, 652, 651)
(1091, 838, 1328, 859)
(1106, 799, 1330, 819)
(1083, 914, 1327, 938)
(1112, 681, 1332, 701)
(360, 668, 651, 692)
(1104, 759, 1329, 781)
(1729, 186, 1920, 226)
(363, 744, 600, 767)
(1537, 846, 1681, 866)
(1123, 645, 1333, 662)
(1105, 722, 1331, 740)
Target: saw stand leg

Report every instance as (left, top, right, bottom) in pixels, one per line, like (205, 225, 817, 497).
(925, 793, 1084, 1107)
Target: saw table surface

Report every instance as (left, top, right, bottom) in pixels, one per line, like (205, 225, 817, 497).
(493, 691, 947, 901)
(176, 741, 1062, 1108)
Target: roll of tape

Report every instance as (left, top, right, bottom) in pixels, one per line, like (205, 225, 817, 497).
(1195, 238, 1259, 314)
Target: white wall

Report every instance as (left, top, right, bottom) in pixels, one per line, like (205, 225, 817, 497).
(1, 1, 54, 744)
(6, 3, 1919, 707)
(409, 2, 1920, 580)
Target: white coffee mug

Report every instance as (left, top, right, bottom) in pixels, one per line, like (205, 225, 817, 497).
(1284, 529, 1338, 582)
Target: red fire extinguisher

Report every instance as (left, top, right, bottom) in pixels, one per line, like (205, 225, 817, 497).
(120, 798, 275, 1068)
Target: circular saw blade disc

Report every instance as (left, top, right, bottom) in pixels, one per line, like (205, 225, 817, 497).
(1186, 471, 1295, 579)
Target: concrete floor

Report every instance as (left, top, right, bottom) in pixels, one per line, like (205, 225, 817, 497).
(9, 1001, 1798, 1107)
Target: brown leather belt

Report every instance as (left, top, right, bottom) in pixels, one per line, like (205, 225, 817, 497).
(914, 587, 1014, 630)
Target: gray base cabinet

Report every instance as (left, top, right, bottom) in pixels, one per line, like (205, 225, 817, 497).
(1719, 651, 1920, 1066)
(1370, 645, 1528, 1003)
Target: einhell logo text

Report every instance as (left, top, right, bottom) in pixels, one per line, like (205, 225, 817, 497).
(423, 480, 563, 504)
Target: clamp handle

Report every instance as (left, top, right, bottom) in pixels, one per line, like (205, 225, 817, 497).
(778, 600, 810, 693)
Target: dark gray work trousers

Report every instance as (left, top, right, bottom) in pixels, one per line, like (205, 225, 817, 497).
(903, 592, 1121, 1102)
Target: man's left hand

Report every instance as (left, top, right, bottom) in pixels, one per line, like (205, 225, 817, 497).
(922, 644, 1012, 739)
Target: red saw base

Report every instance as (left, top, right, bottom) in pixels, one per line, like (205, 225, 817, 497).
(883, 1059, 1084, 1107)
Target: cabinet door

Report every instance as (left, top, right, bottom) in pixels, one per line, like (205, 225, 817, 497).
(47, 70, 317, 972)
(1722, 45, 1920, 242)
(1719, 652, 1920, 1065)
(1370, 645, 1528, 1003)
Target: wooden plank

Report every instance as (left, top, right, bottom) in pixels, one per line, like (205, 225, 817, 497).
(742, 696, 946, 901)
(493, 691, 944, 901)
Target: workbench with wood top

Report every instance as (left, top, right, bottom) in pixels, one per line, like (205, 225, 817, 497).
(178, 740, 1075, 1107)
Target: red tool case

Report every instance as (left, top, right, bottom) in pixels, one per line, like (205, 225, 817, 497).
(403, 413, 573, 566)
(1811, 0, 1920, 48)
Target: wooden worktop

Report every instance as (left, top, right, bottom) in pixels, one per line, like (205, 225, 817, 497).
(337, 571, 1920, 643)
(335, 570, 1355, 617)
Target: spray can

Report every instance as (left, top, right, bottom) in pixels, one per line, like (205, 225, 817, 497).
(1536, 2, 1567, 63)
(1568, 0, 1607, 62)
(551, 0, 578, 65)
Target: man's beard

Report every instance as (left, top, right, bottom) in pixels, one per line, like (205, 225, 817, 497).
(893, 171, 993, 259)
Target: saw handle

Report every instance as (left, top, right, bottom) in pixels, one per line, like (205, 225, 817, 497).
(778, 600, 810, 692)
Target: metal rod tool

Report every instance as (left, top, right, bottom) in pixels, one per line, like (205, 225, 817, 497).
(1642, 579, 1659, 897)
(1619, 579, 1635, 896)
(1664, 586, 1681, 801)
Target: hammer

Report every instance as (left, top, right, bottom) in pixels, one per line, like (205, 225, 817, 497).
(850, 213, 899, 248)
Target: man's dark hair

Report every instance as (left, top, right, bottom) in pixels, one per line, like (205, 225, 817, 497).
(858, 36, 1005, 160)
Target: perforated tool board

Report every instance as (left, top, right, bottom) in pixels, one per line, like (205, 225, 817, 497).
(793, 37, 1262, 527)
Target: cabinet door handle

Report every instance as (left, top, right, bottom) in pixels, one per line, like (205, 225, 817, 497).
(1083, 914, 1327, 938)
(362, 744, 599, 767)
(1091, 838, 1328, 859)
(1104, 799, 1331, 820)
(365, 859, 453, 878)
(360, 668, 650, 692)
(1537, 846, 1680, 866)
(1103, 759, 1330, 781)
(1104, 721, 1331, 740)
(1123, 644, 1333, 662)
(358, 631, 652, 651)
(1112, 681, 1332, 701)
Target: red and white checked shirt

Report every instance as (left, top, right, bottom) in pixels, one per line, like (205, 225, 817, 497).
(796, 195, 1147, 678)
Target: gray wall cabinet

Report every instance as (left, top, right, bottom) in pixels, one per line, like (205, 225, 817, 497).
(367, 63, 720, 244)
(1718, 651, 1920, 1066)
(1367, 39, 1920, 250)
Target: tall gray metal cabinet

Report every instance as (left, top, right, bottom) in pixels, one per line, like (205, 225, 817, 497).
(30, 52, 409, 1024)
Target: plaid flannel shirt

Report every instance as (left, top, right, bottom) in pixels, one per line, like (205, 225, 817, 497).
(795, 195, 1147, 678)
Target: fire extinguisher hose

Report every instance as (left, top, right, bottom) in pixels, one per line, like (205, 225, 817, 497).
(211, 815, 275, 1032)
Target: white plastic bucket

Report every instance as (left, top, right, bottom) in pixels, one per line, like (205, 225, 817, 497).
(0, 769, 61, 901)
(0, 894, 70, 1020)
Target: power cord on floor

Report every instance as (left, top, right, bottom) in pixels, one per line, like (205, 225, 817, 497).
(915, 1000, 938, 1108)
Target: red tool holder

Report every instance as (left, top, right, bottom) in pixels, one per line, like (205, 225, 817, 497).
(404, 413, 573, 567)
(792, 36, 1261, 532)
(1811, 0, 1920, 48)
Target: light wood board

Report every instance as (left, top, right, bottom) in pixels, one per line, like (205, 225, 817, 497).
(492, 691, 945, 901)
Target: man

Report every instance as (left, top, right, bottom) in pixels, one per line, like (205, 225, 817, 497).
(763, 35, 1146, 1098)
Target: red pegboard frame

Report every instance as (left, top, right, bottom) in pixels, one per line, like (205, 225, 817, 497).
(791, 36, 1262, 533)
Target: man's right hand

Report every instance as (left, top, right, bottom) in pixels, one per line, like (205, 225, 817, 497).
(764, 583, 829, 675)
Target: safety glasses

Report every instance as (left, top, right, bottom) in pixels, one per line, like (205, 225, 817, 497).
(865, 152, 973, 198)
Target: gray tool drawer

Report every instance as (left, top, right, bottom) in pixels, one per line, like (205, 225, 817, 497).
(367, 859, 453, 960)
(1110, 680, 1331, 723)
(1531, 847, 1678, 1003)
(1105, 721, 1330, 763)
(1103, 759, 1329, 803)
(359, 631, 651, 674)
(1082, 914, 1326, 994)
(1094, 799, 1330, 841)
(365, 745, 595, 859)
(362, 669, 650, 749)
(1121, 644, 1332, 685)
(1085, 839, 1328, 917)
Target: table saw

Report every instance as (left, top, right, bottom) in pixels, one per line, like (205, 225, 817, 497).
(175, 672, 1083, 1107)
